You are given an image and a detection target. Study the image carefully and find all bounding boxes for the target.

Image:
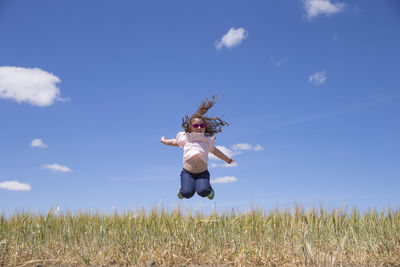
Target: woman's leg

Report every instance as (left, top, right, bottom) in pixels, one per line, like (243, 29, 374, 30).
(195, 170, 213, 197)
(180, 169, 196, 198)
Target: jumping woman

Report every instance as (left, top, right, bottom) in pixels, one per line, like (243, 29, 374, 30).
(160, 95, 234, 199)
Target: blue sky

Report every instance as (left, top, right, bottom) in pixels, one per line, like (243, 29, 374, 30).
(1, 0, 399, 214)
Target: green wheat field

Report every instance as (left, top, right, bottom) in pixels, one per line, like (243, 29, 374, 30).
(1, 205, 399, 266)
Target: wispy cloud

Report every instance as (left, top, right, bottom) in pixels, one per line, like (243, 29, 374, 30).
(31, 138, 48, 148)
(211, 176, 238, 184)
(41, 163, 71, 173)
(0, 66, 68, 107)
(266, 93, 400, 130)
(254, 144, 264, 151)
(271, 56, 288, 67)
(215, 27, 248, 50)
(231, 143, 264, 152)
(309, 70, 327, 85)
(231, 143, 254, 151)
(0, 180, 31, 191)
(303, 0, 345, 20)
(269, 110, 346, 129)
(333, 34, 339, 41)
(275, 57, 288, 67)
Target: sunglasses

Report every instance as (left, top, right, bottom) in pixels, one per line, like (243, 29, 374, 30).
(192, 123, 206, 129)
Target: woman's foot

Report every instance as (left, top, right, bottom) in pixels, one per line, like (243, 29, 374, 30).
(207, 189, 215, 200)
(177, 188, 184, 199)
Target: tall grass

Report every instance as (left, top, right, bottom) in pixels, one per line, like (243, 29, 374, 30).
(1, 206, 399, 266)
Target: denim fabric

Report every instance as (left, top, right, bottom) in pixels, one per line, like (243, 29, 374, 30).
(179, 169, 213, 198)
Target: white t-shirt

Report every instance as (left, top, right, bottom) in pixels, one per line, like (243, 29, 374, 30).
(175, 131, 216, 164)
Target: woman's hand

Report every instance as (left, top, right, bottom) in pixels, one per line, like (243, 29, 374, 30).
(160, 136, 166, 144)
(226, 158, 234, 164)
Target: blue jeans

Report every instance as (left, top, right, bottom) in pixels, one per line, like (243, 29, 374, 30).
(179, 168, 213, 198)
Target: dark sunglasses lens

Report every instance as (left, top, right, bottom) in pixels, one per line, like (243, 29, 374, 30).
(192, 124, 206, 128)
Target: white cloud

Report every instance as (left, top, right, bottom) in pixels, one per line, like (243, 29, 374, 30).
(269, 56, 288, 67)
(0, 180, 31, 191)
(31, 138, 48, 148)
(303, 0, 345, 20)
(215, 27, 248, 50)
(231, 143, 264, 152)
(231, 143, 253, 151)
(309, 71, 327, 85)
(254, 144, 264, 151)
(333, 34, 338, 41)
(211, 176, 238, 184)
(276, 57, 288, 67)
(41, 163, 71, 173)
(0, 66, 67, 107)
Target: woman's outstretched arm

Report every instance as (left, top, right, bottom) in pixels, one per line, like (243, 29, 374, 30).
(160, 136, 179, 146)
(211, 147, 234, 164)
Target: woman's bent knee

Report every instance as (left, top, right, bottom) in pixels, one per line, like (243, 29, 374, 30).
(197, 188, 211, 197)
(181, 190, 195, 199)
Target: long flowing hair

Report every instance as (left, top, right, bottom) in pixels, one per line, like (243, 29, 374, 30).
(181, 95, 229, 137)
